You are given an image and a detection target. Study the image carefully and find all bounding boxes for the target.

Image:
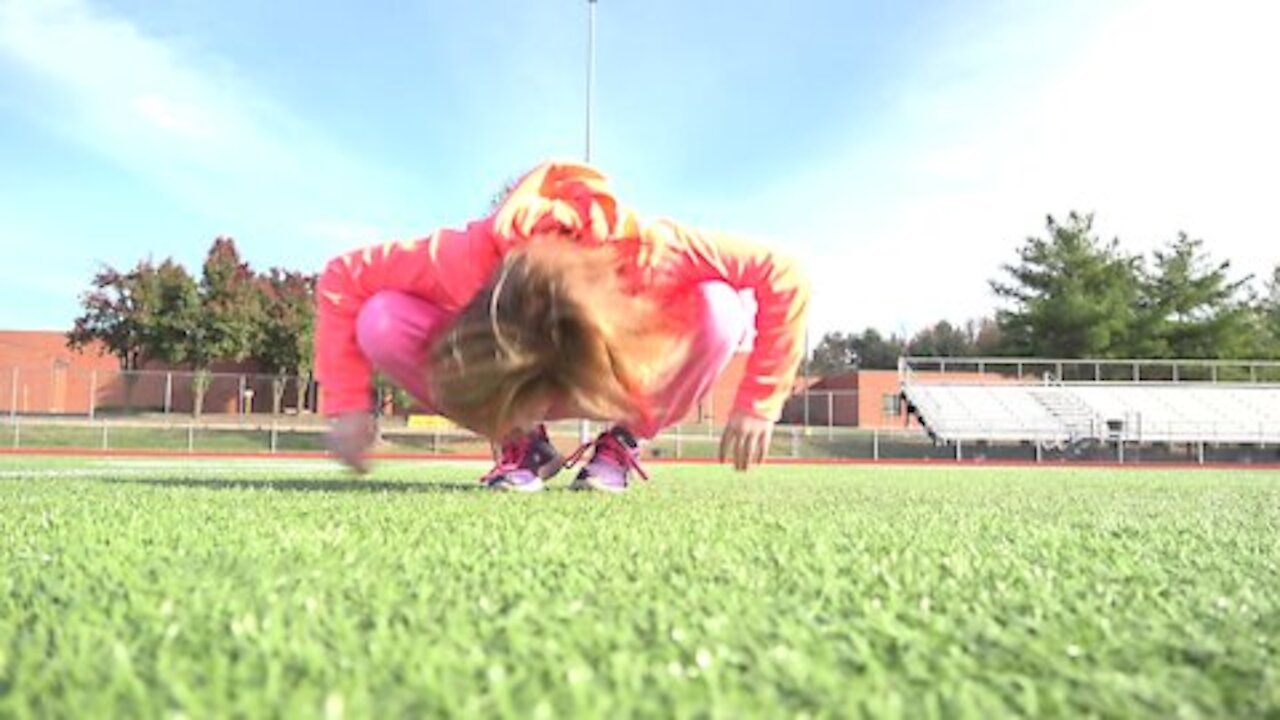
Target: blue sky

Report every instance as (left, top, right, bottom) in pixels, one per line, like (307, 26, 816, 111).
(2, 0, 1277, 340)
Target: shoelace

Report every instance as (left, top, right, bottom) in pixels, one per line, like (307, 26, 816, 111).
(565, 431, 650, 482)
(480, 433, 532, 483)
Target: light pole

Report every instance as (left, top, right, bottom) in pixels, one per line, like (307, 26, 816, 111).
(803, 327, 810, 431)
(585, 0, 597, 162)
(579, 0, 598, 445)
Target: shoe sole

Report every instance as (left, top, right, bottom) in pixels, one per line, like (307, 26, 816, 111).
(481, 451, 564, 491)
(567, 475, 627, 494)
(490, 476, 546, 493)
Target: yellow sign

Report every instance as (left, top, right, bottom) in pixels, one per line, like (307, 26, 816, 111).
(406, 414, 457, 430)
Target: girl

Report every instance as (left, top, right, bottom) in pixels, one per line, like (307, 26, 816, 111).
(316, 160, 809, 492)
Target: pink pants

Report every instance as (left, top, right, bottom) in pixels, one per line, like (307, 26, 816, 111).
(355, 282, 749, 438)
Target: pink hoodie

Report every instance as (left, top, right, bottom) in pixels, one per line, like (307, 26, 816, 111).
(315, 160, 810, 422)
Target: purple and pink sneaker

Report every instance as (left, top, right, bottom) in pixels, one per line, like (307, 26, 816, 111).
(567, 426, 649, 493)
(481, 424, 564, 493)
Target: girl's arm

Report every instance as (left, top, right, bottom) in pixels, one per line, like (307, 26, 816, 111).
(667, 224, 811, 421)
(314, 223, 499, 416)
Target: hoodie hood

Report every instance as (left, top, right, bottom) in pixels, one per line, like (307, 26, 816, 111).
(488, 160, 643, 251)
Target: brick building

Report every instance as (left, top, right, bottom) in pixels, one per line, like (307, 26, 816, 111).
(0, 331, 278, 416)
(779, 370, 917, 429)
(4, 329, 958, 428)
(1, 328, 764, 423)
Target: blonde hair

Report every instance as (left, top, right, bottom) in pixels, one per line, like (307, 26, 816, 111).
(427, 237, 683, 439)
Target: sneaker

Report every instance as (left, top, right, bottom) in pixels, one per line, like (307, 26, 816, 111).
(482, 425, 564, 493)
(567, 426, 649, 493)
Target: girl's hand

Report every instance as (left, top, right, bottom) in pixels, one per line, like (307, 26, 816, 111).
(719, 411, 775, 472)
(326, 412, 376, 474)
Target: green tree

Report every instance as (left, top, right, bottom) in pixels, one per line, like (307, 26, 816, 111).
(850, 329, 907, 370)
(812, 320, 1002, 374)
(1135, 233, 1254, 358)
(1257, 266, 1280, 359)
(808, 332, 857, 374)
(181, 238, 264, 417)
(907, 321, 974, 358)
(256, 269, 317, 414)
(808, 329, 908, 373)
(991, 212, 1142, 358)
(139, 260, 201, 368)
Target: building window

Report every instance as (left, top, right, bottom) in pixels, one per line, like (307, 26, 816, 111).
(882, 393, 901, 418)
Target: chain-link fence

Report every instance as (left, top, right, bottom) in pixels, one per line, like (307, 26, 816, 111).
(0, 366, 318, 418)
(0, 364, 901, 459)
(3, 365, 1276, 464)
(0, 365, 873, 429)
(5, 413, 1275, 465)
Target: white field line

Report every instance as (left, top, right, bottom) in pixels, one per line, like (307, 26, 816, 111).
(0, 468, 189, 479)
(91, 459, 491, 471)
(0, 458, 491, 479)
(94, 460, 344, 471)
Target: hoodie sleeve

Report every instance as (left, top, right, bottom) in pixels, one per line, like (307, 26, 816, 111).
(665, 224, 810, 421)
(315, 223, 500, 416)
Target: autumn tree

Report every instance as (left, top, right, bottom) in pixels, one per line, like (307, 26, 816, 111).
(67, 261, 158, 410)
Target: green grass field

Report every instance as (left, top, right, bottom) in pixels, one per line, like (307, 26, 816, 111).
(1, 456, 1277, 718)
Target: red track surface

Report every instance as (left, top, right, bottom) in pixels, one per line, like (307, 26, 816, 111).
(2, 447, 1278, 471)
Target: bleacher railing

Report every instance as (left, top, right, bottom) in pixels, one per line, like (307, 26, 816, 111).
(896, 356, 1280, 463)
(900, 356, 1280, 385)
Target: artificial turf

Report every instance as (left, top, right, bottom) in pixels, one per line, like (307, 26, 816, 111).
(0, 456, 1277, 718)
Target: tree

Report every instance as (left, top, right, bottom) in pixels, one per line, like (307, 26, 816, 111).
(182, 238, 264, 416)
(1135, 233, 1254, 358)
(968, 316, 1004, 356)
(139, 259, 201, 368)
(68, 263, 149, 371)
(67, 261, 159, 410)
(808, 332, 857, 374)
(256, 269, 317, 414)
(852, 329, 907, 369)
(907, 321, 974, 357)
(991, 212, 1142, 358)
(68, 258, 202, 413)
(811, 318, 1005, 375)
(1257, 265, 1280, 359)
(809, 328, 912, 374)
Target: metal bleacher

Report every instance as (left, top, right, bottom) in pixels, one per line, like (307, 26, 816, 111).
(900, 358, 1280, 447)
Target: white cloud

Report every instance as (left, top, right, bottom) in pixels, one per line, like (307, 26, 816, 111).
(0, 0, 414, 263)
(745, 0, 1280, 339)
(2, 0, 260, 171)
(303, 220, 387, 247)
(2, 0, 1275, 342)
(133, 94, 215, 140)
